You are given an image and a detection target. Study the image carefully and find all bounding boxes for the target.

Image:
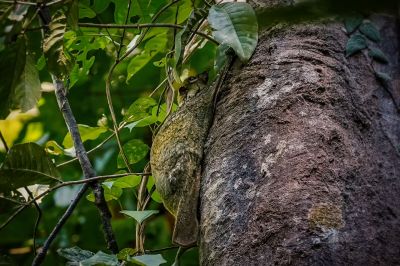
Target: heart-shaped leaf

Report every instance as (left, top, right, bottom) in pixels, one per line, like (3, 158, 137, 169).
(208, 2, 258, 62)
(120, 210, 159, 224)
(129, 254, 166, 266)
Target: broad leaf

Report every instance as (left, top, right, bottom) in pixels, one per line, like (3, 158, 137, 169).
(80, 251, 119, 266)
(345, 34, 367, 57)
(120, 210, 159, 224)
(127, 34, 168, 81)
(123, 97, 157, 122)
(359, 21, 381, 42)
(125, 116, 158, 132)
(112, 174, 141, 189)
(0, 38, 26, 119)
(79, 3, 96, 19)
(368, 47, 389, 64)
(12, 54, 42, 113)
(129, 254, 167, 266)
(208, 2, 258, 62)
(57, 246, 94, 262)
(62, 124, 108, 148)
(117, 139, 149, 168)
(0, 143, 61, 192)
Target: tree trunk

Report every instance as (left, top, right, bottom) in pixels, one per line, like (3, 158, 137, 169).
(199, 2, 400, 265)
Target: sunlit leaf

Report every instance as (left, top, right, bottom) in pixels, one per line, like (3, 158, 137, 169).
(45, 140, 64, 156)
(117, 139, 149, 168)
(0, 143, 61, 192)
(123, 97, 157, 123)
(62, 124, 108, 148)
(120, 210, 159, 224)
(127, 34, 168, 81)
(208, 2, 258, 62)
(345, 34, 367, 57)
(124, 116, 158, 132)
(112, 173, 141, 189)
(129, 254, 167, 266)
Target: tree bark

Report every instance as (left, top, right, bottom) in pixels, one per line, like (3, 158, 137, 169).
(200, 2, 400, 265)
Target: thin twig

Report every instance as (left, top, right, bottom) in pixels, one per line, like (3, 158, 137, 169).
(145, 246, 179, 254)
(0, 0, 64, 6)
(0, 172, 151, 233)
(78, 22, 218, 45)
(32, 184, 90, 266)
(24, 187, 42, 256)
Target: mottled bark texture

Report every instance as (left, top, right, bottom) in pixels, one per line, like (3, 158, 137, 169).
(200, 4, 400, 266)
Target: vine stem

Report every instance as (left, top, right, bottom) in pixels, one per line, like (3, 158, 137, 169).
(32, 78, 118, 265)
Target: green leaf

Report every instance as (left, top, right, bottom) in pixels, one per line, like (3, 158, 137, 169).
(62, 124, 108, 148)
(79, 3, 96, 18)
(117, 248, 136, 260)
(36, 55, 46, 71)
(67, 0, 79, 30)
(129, 254, 167, 266)
(359, 21, 381, 42)
(57, 246, 94, 262)
(0, 143, 61, 192)
(123, 97, 157, 123)
(0, 38, 26, 119)
(146, 176, 162, 203)
(112, 174, 141, 189)
(127, 34, 168, 81)
(124, 116, 158, 132)
(209, 43, 230, 81)
(87, 185, 123, 202)
(208, 2, 258, 62)
(117, 139, 149, 168)
(345, 34, 367, 57)
(12, 53, 42, 113)
(80, 251, 119, 266)
(368, 47, 389, 64)
(45, 140, 64, 156)
(91, 0, 111, 14)
(344, 15, 363, 34)
(120, 210, 159, 224)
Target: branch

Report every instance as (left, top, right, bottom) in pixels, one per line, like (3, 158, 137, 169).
(78, 22, 219, 45)
(0, 172, 150, 233)
(32, 78, 118, 265)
